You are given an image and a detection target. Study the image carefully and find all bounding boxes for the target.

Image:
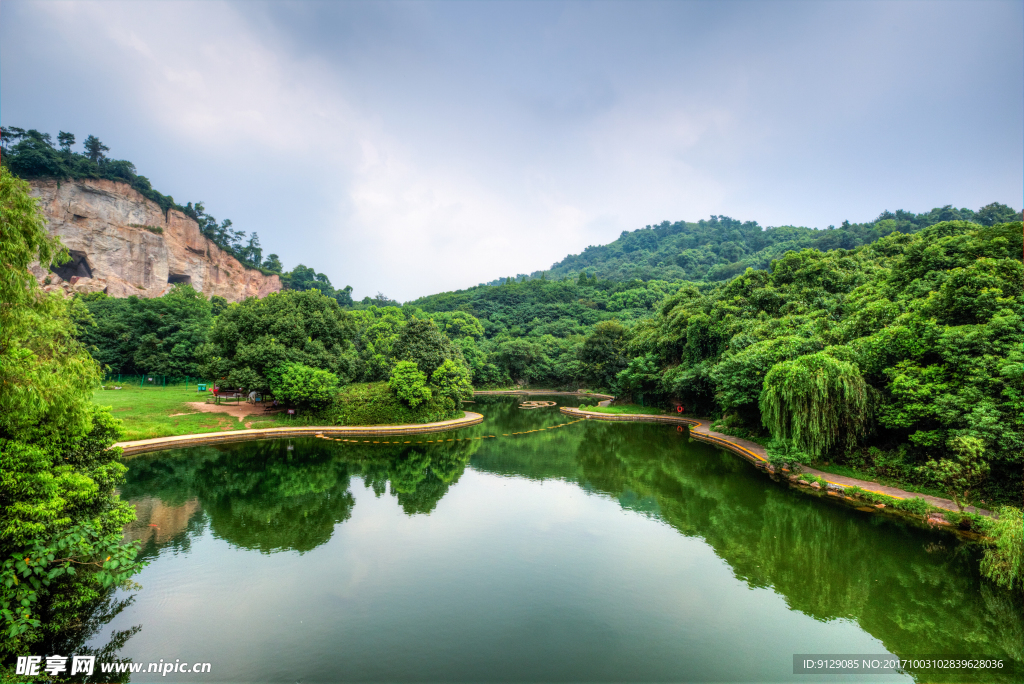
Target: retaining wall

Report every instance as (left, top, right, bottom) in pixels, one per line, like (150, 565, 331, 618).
(115, 411, 484, 457)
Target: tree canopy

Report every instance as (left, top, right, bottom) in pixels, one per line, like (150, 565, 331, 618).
(78, 285, 214, 377)
(626, 219, 1023, 503)
(198, 289, 358, 392)
(0, 166, 144, 660)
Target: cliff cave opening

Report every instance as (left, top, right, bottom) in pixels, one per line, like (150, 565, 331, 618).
(168, 273, 192, 285)
(50, 250, 93, 281)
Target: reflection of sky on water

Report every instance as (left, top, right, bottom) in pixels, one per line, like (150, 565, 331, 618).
(112, 470, 906, 683)
(100, 397, 1020, 683)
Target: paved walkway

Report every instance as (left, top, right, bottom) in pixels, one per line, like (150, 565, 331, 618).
(559, 407, 990, 517)
(114, 411, 484, 457)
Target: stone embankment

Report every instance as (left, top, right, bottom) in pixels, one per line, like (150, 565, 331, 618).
(29, 178, 281, 302)
(473, 390, 614, 402)
(115, 411, 484, 457)
(559, 407, 990, 520)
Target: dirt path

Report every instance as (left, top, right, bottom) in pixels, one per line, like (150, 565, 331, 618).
(176, 401, 282, 422)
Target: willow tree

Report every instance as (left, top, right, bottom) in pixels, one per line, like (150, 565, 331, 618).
(759, 351, 871, 458)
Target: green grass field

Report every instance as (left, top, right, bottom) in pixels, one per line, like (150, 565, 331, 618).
(93, 385, 291, 441)
(583, 403, 670, 415)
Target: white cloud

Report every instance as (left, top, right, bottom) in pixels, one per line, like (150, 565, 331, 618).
(4, 0, 1021, 300)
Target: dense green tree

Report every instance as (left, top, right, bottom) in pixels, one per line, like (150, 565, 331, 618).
(269, 362, 340, 409)
(336, 285, 354, 307)
(430, 358, 473, 405)
(579, 320, 629, 389)
(760, 350, 872, 458)
(358, 292, 401, 308)
(412, 275, 671, 388)
(280, 264, 355, 307)
(392, 318, 465, 379)
(493, 337, 549, 385)
(197, 289, 357, 392)
(210, 295, 229, 317)
(918, 436, 990, 512)
(349, 306, 407, 380)
(628, 219, 1024, 503)
(78, 285, 213, 377)
(388, 361, 432, 408)
(536, 206, 1018, 284)
(56, 131, 74, 153)
(976, 202, 1020, 226)
(0, 166, 143, 660)
(261, 253, 283, 273)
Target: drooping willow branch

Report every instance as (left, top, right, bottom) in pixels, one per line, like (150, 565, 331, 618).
(759, 351, 872, 457)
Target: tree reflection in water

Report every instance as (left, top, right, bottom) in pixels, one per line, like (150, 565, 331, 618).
(116, 396, 1022, 682)
(120, 435, 482, 554)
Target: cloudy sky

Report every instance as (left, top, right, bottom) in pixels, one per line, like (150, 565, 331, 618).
(2, 1, 1021, 301)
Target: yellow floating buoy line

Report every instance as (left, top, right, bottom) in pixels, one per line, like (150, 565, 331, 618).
(311, 417, 588, 446)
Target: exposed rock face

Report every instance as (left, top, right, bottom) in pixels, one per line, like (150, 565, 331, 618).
(29, 178, 281, 302)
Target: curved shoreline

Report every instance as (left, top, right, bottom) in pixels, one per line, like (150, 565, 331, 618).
(559, 407, 989, 519)
(115, 411, 484, 457)
(473, 389, 614, 401)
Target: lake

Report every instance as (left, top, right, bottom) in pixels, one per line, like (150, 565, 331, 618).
(96, 395, 1023, 682)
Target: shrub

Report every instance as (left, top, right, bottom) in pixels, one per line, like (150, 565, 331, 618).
(389, 360, 432, 408)
(980, 507, 1023, 590)
(430, 359, 473, 404)
(766, 438, 810, 472)
(892, 496, 931, 517)
(306, 382, 459, 426)
(129, 223, 164, 234)
(269, 362, 339, 409)
(917, 436, 990, 512)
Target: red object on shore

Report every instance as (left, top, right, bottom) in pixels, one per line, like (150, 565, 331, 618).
(676, 405, 684, 413)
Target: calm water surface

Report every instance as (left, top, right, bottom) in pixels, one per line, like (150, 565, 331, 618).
(96, 396, 1023, 683)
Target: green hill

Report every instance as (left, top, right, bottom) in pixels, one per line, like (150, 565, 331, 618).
(493, 204, 1018, 284)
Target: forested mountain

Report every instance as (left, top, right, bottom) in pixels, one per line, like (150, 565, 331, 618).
(623, 219, 1024, 502)
(413, 274, 672, 338)
(488, 204, 1019, 285)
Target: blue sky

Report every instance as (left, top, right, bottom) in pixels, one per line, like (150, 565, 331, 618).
(2, 0, 1021, 301)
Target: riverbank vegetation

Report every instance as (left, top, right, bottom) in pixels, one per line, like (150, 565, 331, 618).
(620, 220, 1023, 509)
(0, 167, 145, 665)
(71, 206, 1022, 513)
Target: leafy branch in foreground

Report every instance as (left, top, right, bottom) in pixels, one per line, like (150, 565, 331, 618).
(0, 165, 146, 659)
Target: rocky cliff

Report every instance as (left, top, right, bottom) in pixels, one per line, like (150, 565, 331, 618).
(29, 178, 281, 302)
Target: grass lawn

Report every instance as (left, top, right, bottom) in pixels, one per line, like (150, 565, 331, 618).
(93, 385, 291, 441)
(584, 403, 670, 415)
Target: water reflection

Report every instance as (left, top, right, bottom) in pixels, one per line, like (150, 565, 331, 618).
(114, 396, 1022, 682)
(121, 436, 483, 554)
(123, 496, 201, 546)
